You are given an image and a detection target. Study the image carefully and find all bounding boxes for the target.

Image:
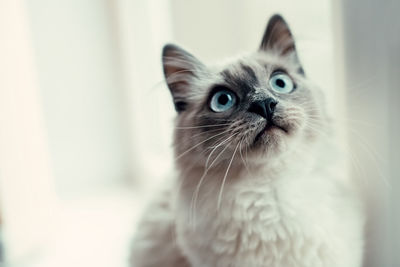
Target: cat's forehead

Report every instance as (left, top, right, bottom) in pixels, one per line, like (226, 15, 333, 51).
(213, 52, 299, 85)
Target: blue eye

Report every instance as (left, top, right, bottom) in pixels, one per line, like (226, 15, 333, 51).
(210, 89, 236, 112)
(269, 73, 295, 94)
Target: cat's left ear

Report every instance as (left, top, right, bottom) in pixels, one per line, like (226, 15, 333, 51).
(260, 14, 304, 74)
(162, 44, 206, 113)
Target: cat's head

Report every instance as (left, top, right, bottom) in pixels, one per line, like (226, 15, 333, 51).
(163, 15, 327, 171)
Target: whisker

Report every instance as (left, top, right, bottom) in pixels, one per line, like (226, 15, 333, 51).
(175, 123, 231, 129)
(174, 130, 230, 160)
(239, 137, 253, 179)
(190, 127, 226, 139)
(217, 141, 240, 210)
(190, 135, 236, 226)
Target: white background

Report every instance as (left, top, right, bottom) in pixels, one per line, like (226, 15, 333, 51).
(0, 0, 398, 266)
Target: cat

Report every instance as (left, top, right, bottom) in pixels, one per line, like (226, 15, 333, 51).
(130, 14, 364, 267)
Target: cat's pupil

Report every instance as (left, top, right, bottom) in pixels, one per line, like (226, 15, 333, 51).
(218, 94, 229, 105)
(276, 78, 285, 88)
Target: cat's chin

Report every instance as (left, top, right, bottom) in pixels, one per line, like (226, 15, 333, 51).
(253, 123, 287, 144)
(250, 124, 288, 156)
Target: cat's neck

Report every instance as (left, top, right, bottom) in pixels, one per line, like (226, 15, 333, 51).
(176, 159, 289, 209)
(174, 143, 325, 218)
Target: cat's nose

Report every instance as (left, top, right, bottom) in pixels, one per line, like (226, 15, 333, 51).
(248, 98, 278, 120)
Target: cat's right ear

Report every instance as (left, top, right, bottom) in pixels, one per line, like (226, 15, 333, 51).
(162, 44, 205, 113)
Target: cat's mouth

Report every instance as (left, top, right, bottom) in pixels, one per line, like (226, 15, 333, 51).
(253, 121, 288, 144)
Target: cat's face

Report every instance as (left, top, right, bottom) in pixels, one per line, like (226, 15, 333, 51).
(163, 15, 326, 170)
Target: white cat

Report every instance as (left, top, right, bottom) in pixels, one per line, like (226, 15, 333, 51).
(130, 14, 364, 267)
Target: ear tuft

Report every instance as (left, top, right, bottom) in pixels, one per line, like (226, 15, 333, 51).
(162, 44, 194, 80)
(260, 14, 304, 74)
(162, 44, 205, 112)
(260, 14, 295, 55)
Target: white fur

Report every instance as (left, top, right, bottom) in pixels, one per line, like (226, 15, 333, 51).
(131, 138, 364, 267)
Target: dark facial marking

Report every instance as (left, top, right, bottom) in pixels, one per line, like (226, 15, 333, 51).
(174, 100, 187, 112)
(240, 64, 258, 84)
(221, 66, 258, 97)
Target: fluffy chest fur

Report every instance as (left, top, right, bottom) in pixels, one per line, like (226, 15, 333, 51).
(175, 171, 363, 267)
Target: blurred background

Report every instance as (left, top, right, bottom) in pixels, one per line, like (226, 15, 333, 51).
(0, 0, 398, 266)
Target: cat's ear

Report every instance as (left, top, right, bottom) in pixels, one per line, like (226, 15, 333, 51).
(162, 44, 206, 113)
(260, 14, 304, 74)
